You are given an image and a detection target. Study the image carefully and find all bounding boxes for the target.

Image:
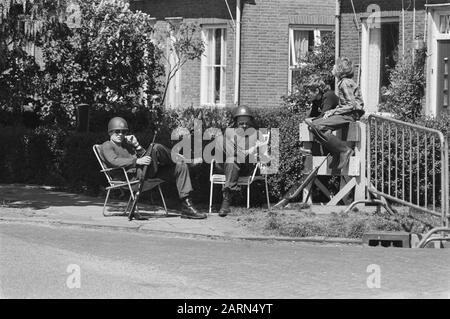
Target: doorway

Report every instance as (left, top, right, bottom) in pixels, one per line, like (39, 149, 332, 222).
(437, 40, 450, 114)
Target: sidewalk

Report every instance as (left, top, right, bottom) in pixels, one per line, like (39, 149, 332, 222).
(0, 184, 362, 244)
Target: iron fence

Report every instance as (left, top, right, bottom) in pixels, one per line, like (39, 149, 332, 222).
(346, 114, 450, 248)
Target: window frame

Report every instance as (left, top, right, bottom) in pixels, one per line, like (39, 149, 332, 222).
(288, 25, 334, 94)
(200, 25, 227, 107)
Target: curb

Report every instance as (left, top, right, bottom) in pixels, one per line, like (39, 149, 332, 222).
(0, 217, 363, 245)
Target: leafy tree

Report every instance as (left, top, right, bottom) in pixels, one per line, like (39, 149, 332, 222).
(152, 21, 204, 106)
(0, 0, 59, 126)
(282, 32, 335, 114)
(39, 0, 163, 127)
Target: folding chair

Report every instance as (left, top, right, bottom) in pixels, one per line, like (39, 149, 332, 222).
(209, 160, 270, 214)
(208, 130, 271, 214)
(92, 144, 168, 217)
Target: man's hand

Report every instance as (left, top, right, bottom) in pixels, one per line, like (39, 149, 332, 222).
(322, 110, 334, 119)
(136, 156, 151, 166)
(125, 135, 140, 149)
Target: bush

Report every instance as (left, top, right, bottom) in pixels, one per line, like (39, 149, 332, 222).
(0, 126, 65, 185)
(59, 131, 107, 194)
(5, 104, 449, 210)
(379, 48, 426, 121)
(0, 105, 313, 205)
(283, 32, 335, 113)
(0, 126, 29, 183)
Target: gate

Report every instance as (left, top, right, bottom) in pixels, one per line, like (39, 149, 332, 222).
(345, 114, 450, 248)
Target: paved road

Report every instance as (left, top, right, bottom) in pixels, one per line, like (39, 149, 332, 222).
(0, 223, 449, 299)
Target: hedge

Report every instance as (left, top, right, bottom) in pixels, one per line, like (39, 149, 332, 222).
(0, 106, 311, 204)
(3, 107, 449, 206)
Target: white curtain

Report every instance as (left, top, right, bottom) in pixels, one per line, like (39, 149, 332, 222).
(290, 30, 309, 66)
(200, 28, 225, 106)
(366, 26, 381, 111)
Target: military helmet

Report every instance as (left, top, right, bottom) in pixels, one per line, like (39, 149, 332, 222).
(232, 105, 253, 119)
(108, 117, 129, 133)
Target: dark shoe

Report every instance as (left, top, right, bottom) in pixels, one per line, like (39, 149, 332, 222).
(305, 120, 328, 144)
(129, 208, 148, 221)
(219, 190, 232, 217)
(321, 132, 353, 170)
(180, 197, 207, 219)
(329, 153, 340, 169)
(132, 212, 148, 220)
(336, 148, 354, 170)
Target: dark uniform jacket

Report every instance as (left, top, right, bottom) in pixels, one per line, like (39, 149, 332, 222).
(101, 140, 144, 179)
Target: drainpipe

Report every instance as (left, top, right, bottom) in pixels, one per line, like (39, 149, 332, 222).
(402, 0, 405, 58)
(335, 0, 341, 90)
(234, 0, 241, 106)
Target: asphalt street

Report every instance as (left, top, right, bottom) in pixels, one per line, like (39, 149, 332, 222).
(0, 223, 449, 299)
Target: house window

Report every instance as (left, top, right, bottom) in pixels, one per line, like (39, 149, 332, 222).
(201, 26, 227, 106)
(288, 26, 333, 93)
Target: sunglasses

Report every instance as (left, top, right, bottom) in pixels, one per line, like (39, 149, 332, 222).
(112, 129, 128, 135)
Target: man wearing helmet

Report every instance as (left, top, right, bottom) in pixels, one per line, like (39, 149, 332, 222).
(213, 105, 261, 217)
(101, 117, 206, 219)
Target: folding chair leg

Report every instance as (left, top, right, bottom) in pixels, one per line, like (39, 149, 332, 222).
(247, 185, 250, 209)
(158, 185, 168, 215)
(265, 175, 271, 210)
(103, 189, 111, 216)
(124, 194, 133, 215)
(209, 182, 214, 214)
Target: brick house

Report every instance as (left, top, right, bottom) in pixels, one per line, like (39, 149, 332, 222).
(131, 0, 336, 109)
(338, 0, 450, 116)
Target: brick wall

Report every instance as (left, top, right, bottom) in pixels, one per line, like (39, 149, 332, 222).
(133, 0, 335, 109)
(131, 0, 235, 20)
(240, 0, 335, 109)
(339, 0, 450, 71)
(132, 0, 235, 108)
(338, 0, 445, 112)
(340, 0, 450, 14)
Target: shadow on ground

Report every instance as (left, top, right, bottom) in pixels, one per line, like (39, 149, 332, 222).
(0, 184, 182, 213)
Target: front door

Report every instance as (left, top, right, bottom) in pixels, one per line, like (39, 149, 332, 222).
(437, 40, 450, 114)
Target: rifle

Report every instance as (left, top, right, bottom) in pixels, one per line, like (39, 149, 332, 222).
(273, 154, 330, 209)
(128, 131, 158, 221)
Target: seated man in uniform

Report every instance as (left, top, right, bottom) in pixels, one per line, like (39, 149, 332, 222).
(101, 117, 206, 219)
(213, 105, 265, 217)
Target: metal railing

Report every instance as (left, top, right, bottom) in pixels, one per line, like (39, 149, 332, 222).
(346, 114, 450, 248)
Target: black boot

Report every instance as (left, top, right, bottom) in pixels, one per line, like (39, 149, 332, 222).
(305, 119, 328, 144)
(219, 189, 232, 217)
(322, 132, 354, 170)
(328, 152, 340, 169)
(306, 120, 353, 170)
(180, 197, 206, 219)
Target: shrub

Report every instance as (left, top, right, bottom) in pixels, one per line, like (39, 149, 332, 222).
(0, 126, 64, 185)
(59, 131, 107, 194)
(283, 31, 335, 113)
(0, 104, 339, 205)
(379, 48, 426, 121)
(256, 107, 309, 201)
(0, 126, 29, 183)
(37, 0, 163, 128)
